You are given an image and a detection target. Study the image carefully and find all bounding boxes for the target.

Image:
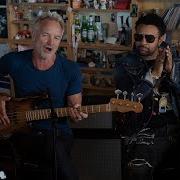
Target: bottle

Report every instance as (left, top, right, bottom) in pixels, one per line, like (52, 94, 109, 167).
(108, 13, 118, 38)
(74, 15, 81, 36)
(124, 23, 132, 46)
(100, 0, 107, 10)
(87, 15, 96, 43)
(81, 16, 88, 42)
(95, 16, 103, 42)
(25, 6, 33, 21)
(120, 24, 126, 45)
(102, 23, 108, 41)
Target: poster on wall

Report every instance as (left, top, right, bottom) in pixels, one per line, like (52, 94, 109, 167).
(0, 8, 8, 38)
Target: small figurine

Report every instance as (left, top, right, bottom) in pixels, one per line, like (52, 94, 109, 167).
(93, 0, 99, 9)
(130, 4, 138, 17)
(14, 24, 31, 40)
(108, 0, 114, 10)
(100, 0, 107, 10)
(83, 0, 90, 8)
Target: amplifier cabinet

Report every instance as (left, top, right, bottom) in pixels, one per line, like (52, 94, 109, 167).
(72, 138, 122, 180)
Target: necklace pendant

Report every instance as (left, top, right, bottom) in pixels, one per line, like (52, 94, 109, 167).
(159, 94, 168, 113)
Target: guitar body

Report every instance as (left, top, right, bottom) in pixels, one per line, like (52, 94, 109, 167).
(0, 97, 39, 138)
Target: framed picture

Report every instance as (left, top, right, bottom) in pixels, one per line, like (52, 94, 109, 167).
(130, 3, 138, 17)
(0, 8, 8, 38)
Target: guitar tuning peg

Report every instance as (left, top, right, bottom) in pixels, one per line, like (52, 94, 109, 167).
(131, 92, 134, 101)
(115, 89, 122, 99)
(123, 91, 128, 100)
(136, 93, 143, 102)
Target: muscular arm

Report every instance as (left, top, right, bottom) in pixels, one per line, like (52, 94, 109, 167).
(67, 92, 82, 107)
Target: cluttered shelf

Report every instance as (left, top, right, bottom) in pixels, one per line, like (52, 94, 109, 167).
(81, 66, 115, 96)
(7, 1, 71, 56)
(71, 0, 135, 95)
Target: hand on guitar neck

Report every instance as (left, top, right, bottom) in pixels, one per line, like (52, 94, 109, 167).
(68, 104, 88, 122)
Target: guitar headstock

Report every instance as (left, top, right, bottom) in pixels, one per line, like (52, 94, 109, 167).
(110, 98, 143, 113)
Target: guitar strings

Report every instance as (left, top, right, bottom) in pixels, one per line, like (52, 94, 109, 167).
(5, 102, 139, 122)
(1, 103, 141, 133)
(5, 104, 111, 124)
(0, 104, 111, 133)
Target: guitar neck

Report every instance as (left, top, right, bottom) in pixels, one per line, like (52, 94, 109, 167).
(2, 98, 143, 137)
(26, 104, 111, 122)
(59, 104, 111, 116)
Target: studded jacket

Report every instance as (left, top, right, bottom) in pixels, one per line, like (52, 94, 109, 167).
(114, 51, 180, 135)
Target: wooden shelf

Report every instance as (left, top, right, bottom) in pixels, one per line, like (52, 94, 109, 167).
(81, 67, 113, 73)
(78, 42, 132, 51)
(81, 67, 115, 96)
(0, 38, 8, 44)
(73, 8, 130, 13)
(10, 2, 68, 10)
(11, 20, 33, 24)
(83, 85, 115, 91)
(83, 86, 115, 96)
(11, 19, 69, 24)
(10, 39, 68, 47)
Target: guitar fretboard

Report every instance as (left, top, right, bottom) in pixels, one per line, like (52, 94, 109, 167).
(25, 104, 111, 121)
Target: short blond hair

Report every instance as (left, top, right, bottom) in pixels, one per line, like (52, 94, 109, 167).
(32, 11, 64, 33)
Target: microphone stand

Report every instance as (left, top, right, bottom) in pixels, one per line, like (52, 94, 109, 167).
(47, 92, 58, 180)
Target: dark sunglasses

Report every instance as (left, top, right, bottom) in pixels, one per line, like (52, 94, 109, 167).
(134, 33, 159, 43)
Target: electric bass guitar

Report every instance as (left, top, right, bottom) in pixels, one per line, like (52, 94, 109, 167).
(0, 97, 143, 137)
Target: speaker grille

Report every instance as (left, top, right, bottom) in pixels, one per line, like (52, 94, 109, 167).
(70, 112, 112, 129)
(72, 139, 122, 180)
